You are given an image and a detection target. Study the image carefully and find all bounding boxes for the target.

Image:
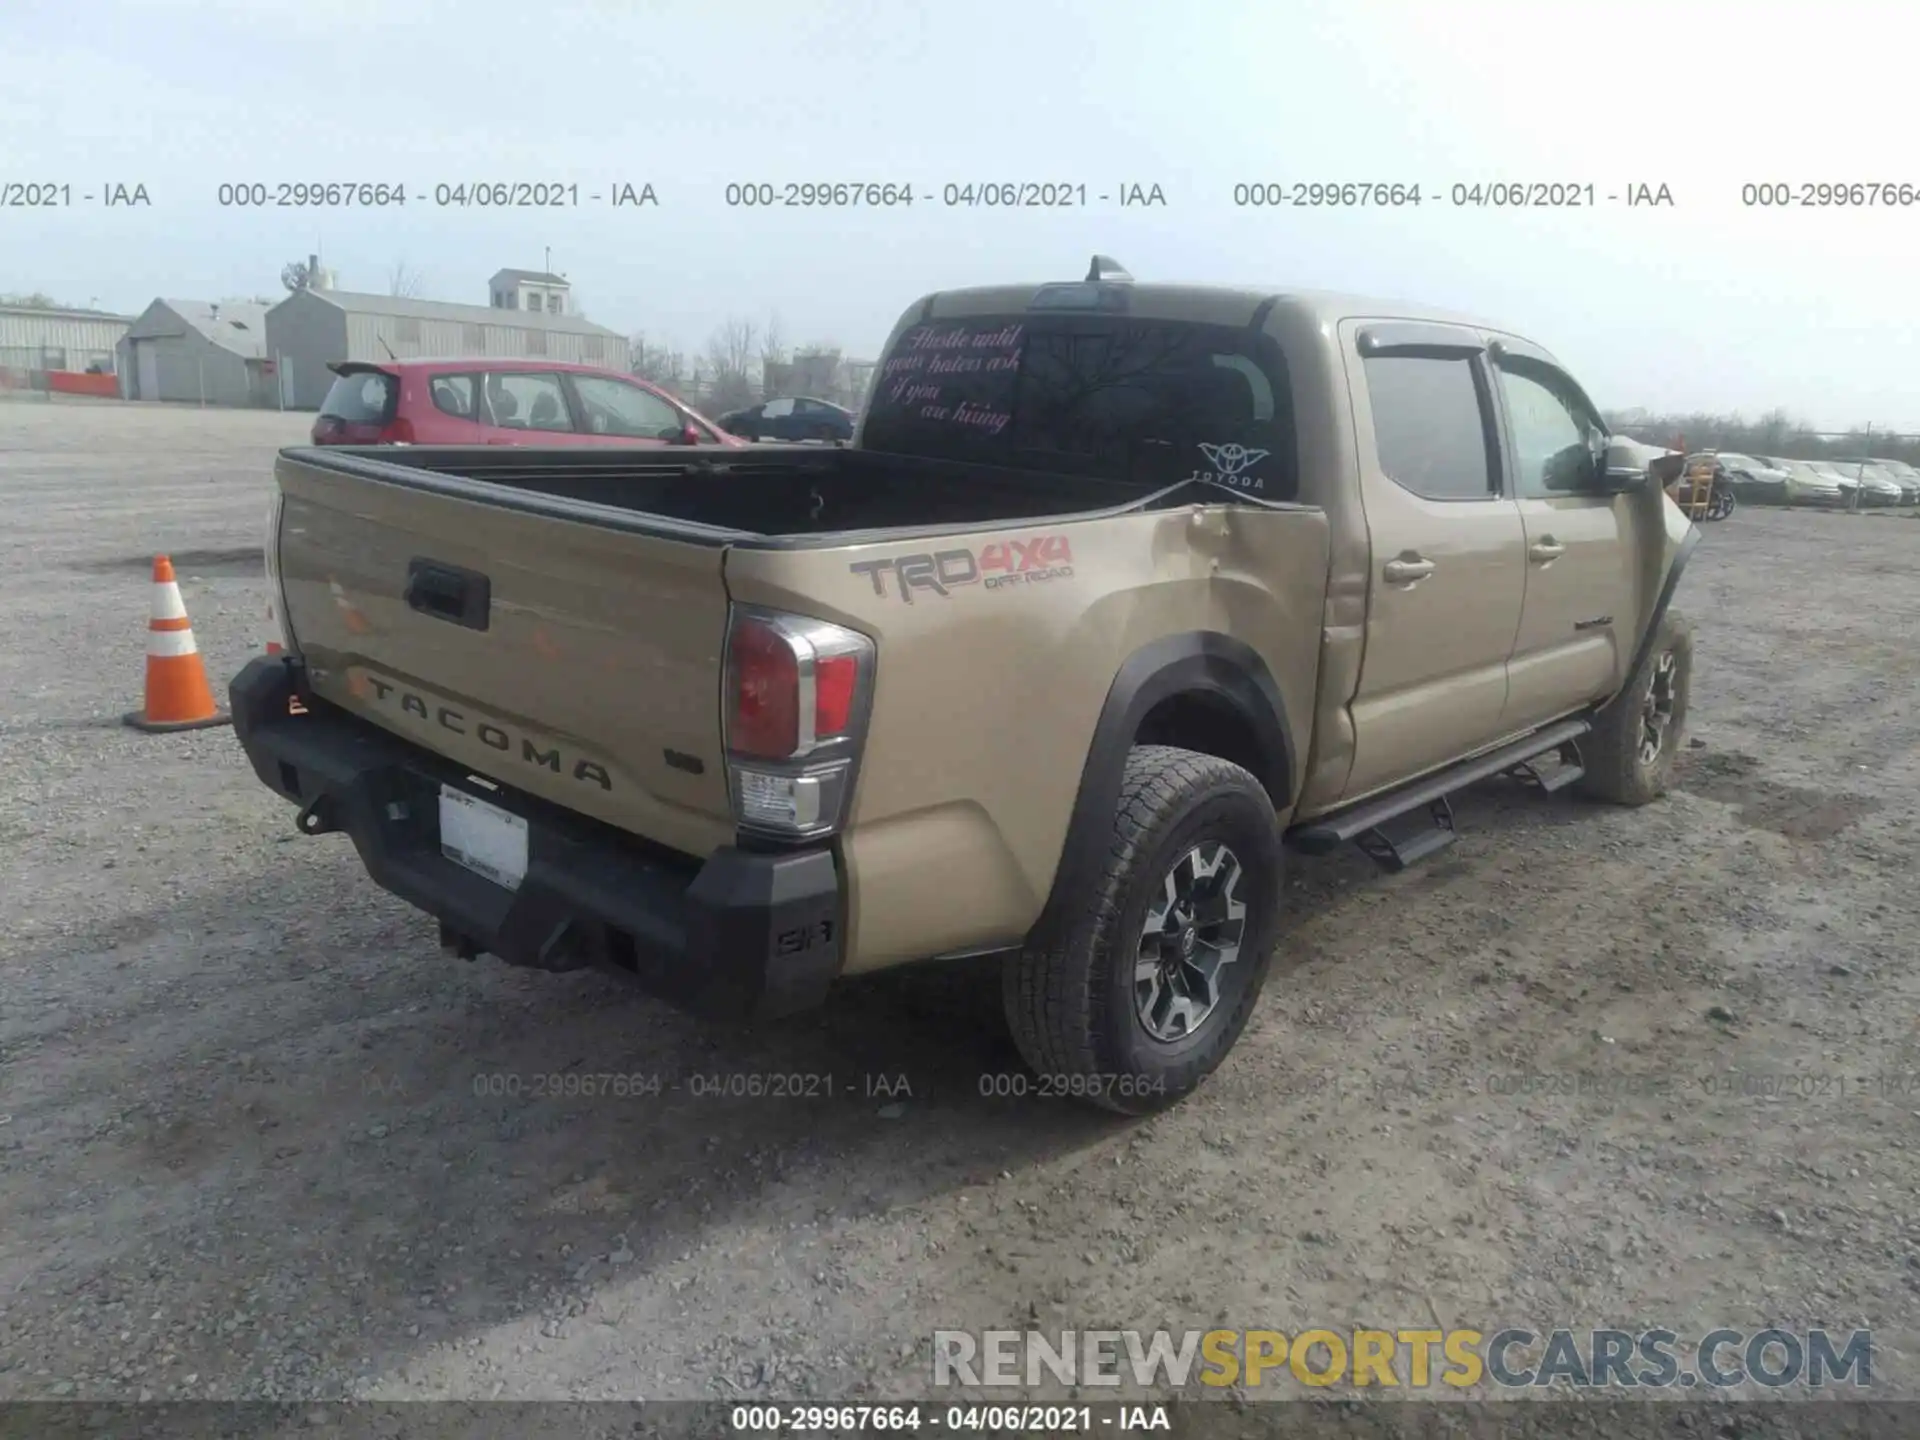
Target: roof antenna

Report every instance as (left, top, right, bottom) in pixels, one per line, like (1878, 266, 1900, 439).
(378, 336, 398, 362)
(1086, 254, 1132, 283)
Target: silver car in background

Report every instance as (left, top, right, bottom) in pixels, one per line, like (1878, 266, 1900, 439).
(1806, 459, 1863, 504)
(1832, 459, 1908, 506)
(1867, 458, 1920, 504)
(1769, 457, 1846, 506)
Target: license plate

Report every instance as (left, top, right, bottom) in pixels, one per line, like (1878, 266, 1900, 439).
(438, 785, 528, 891)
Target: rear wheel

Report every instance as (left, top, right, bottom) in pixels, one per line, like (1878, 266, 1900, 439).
(1004, 746, 1282, 1115)
(1576, 610, 1693, 806)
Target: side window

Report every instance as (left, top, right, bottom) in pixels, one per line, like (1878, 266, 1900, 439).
(572, 375, 684, 437)
(430, 374, 476, 419)
(1361, 355, 1496, 501)
(483, 372, 573, 432)
(1498, 366, 1598, 497)
(762, 398, 796, 419)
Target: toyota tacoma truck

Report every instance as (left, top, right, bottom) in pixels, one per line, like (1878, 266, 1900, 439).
(230, 257, 1699, 1114)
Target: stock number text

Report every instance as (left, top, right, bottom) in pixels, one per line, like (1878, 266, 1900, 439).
(1235, 181, 1424, 207)
(217, 181, 408, 208)
(1743, 182, 1920, 207)
(725, 182, 915, 207)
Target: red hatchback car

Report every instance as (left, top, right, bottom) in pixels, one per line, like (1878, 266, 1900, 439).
(311, 358, 744, 449)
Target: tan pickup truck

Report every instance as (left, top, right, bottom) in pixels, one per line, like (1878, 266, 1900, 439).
(231, 257, 1698, 1113)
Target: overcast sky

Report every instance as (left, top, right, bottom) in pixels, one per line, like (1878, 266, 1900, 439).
(5, 0, 1916, 430)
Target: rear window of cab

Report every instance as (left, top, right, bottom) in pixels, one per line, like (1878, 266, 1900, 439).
(862, 314, 1298, 499)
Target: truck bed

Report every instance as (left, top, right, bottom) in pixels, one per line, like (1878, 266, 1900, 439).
(294, 443, 1175, 545)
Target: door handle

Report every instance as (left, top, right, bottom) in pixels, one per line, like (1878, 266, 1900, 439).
(404, 558, 492, 631)
(1382, 557, 1435, 584)
(1529, 539, 1566, 563)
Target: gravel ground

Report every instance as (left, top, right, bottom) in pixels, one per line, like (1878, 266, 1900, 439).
(2, 399, 1918, 1413)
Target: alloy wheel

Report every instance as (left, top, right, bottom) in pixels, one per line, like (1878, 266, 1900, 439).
(1639, 650, 1679, 766)
(1134, 842, 1248, 1042)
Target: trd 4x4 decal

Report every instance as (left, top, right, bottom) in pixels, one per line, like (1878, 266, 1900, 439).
(850, 534, 1074, 603)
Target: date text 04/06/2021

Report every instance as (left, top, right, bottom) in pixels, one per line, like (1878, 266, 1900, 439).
(1229, 181, 1675, 208)
(723, 182, 1167, 208)
(206, 181, 659, 208)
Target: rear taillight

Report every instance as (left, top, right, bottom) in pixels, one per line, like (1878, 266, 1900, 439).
(262, 488, 294, 655)
(723, 608, 874, 839)
(312, 415, 406, 444)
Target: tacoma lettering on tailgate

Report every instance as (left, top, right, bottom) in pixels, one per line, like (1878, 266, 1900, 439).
(849, 535, 1073, 603)
(357, 673, 613, 791)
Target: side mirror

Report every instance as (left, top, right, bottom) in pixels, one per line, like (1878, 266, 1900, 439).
(1597, 441, 1653, 493)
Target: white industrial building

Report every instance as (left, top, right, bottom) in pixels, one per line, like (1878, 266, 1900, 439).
(265, 276, 629, 409)
(0, 303, 133, 378)
(118, 299, 274, 405)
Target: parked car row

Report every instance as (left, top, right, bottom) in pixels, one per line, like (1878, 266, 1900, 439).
(1714, 450, 1920, 506)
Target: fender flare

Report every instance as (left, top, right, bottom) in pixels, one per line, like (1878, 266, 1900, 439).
(1621, 524, 1701, 691)
(1033, 632, 1295, 940)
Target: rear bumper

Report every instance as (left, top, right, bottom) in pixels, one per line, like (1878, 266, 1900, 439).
(228, 655, 844, 1021)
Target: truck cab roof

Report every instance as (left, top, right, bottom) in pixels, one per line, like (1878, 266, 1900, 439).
(915, 280, 1508, 340)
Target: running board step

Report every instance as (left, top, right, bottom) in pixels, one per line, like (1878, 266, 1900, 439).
(1355, 796, 1457, 873)
(1289, 718, 1592, 865)
(1503, 739, 1587, 795)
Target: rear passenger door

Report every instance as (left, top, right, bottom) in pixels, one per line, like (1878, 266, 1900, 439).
(421, 373, 484, 443)
(1489, 345, 1637, 729)
(1339, 321, 1529, 802)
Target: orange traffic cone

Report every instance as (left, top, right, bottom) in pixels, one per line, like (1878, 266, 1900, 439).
(124, 555, 231, 732)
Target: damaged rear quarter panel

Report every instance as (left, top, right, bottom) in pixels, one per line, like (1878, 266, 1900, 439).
(723, 503, 1330, 972)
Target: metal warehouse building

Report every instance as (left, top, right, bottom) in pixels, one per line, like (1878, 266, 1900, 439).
(265, 289, 631, 409)
(119, 299, 274, 406)
(0, 304, 133, 378)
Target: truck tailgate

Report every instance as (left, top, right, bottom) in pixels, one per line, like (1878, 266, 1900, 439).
(274, 453, 737, 860)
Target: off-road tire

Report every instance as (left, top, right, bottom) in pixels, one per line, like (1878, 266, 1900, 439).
(1003, 746, 1283, 1116)
(1576, 609, 1693, 806)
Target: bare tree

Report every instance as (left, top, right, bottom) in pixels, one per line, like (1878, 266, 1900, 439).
(388, 262, 426, 299)
(704, 317, 759, 414)
(0, 291, 62, 308)
(756, 312, 792, 400)
(630, 333, 689, 394)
